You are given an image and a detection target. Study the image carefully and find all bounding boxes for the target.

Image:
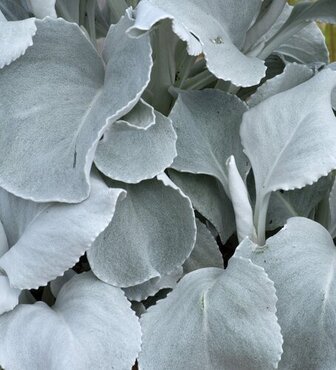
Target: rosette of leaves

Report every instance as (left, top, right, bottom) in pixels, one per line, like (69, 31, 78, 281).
(0, 0, 336, 369)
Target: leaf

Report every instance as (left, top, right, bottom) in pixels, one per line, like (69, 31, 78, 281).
(139, 259, 283, 370)
(88, 175, 196, 287)
(248, 63, 313, 107)
(267, 174, 332, 231)
(237, 217, 336, 369)
(241, 69, 336, 243)
(170, 89, 249, 196)
(0, 175, 125, 290)
(0, 276, 20, 315)
(0, 14, 152, 202)
(226, 155, 256, 242)
(0, 11, 37, 68)
(183, 220, 223, 274)
(128, 0, 266, 87)
(95, 111, 177, 183)
(328, 178, 336, 238)
(0, 272, 141, 370)
(50, 269, 77, 298)
(121, 98, 155, 130)
(168, 170, 235, 243)
(123, 267, 183, 302)
(275, 22, 328, 64)
(28, 0, 56, 18)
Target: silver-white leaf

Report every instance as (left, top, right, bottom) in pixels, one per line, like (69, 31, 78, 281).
(0, 272, 141, 370)
(139, 260, 283, 370)
(237, 217, 336, 369)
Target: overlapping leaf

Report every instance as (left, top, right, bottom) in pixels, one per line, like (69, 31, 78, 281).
(168, 170, 235, 243)
(88, 174, 196, 287)
(0, 272, 141, 370)
(237, 217, 336, 369)
(95, 110, 177, 183)
(0, 13, 152, 202)
(128, 0, 266, 87)
(0, 175, 124, 290)
(139, 259, 283, 370)
(170, 89, 249, 196)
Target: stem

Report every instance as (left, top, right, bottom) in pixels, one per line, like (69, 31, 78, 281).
(107, 0, 127, 24)
(255, 192, 271, 245)
(315, 194, 331, 230)
(182, 70, 217, 90)
(243, 0, 287, 53)
(258, 20, 310, 60)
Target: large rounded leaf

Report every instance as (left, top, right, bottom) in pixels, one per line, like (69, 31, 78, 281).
(0, 175, 124, 290)
(0, 272, 141, 370)
(0, 13, 152, 202)
(170, 89, 249, 196)
(95, 111, 177, 183)
(129, 0, 266, 87)
(139, 259, 283, 370)
(88, 174, 196, 287)
(237, 217, 336, 369)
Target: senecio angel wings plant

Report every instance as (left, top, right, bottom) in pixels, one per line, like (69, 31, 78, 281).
(1, 0, 336, 369)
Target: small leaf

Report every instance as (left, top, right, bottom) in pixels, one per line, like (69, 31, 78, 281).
(95, 111, 177, 183)
(139, 259, 283, 370)
(226, 155, 256, 243)
(123, 267, 182, 302)
(0, 272, 141, 370)
(237, 217, 336, 369)
(88, 175, 196, 287)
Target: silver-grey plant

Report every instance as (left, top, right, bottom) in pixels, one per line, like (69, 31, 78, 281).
(0, 0, 335, 369)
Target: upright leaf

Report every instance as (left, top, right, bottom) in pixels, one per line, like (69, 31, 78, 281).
(241, 69, 336, 243)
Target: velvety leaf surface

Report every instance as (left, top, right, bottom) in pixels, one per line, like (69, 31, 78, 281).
(0, 272, 141, 370)
(88, 175, 196, 287)
(0, 12, 37, 68)
(241, 69, 336, 241)
(0, 175, 124, 290)
(170, 89, 249, 196)
(0, 14, 152, 202)
(95, 111, 177, 183)
(237, 217, 336, 369)
(139, 260, 283, 370)
(28, 0, 56, 18)
(183, 220, 223, 274)
(168, 170, 235, 243)
(129, 0, 266, 87)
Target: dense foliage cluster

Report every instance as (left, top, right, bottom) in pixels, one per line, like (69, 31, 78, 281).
(0, 0, 336, 369)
